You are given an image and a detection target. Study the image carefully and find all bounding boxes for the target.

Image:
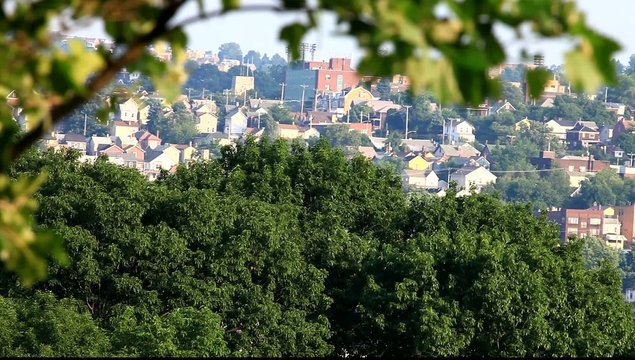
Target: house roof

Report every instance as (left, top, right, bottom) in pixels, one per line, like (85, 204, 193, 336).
(107, 152, 138, 162)
(278, 124, 300, 130)
(570, 122, 599, 132)
(63, 133, 87, 142)
(576, 120, 599, 130)
(172, 144, 194, 150)
(112, 120, 139, 127)
(451, 166, 495, 177)
(491, 100, 516, 113)
(354, 99, 402, 113)
(308, 111, 337, 123)
(135, 130, 160, 142)
(437, 144, 461, 157)
(401, 139, 436, 152)
(357, 146, 377, 159)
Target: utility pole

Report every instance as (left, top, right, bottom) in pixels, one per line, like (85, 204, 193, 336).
(404, 105, 412, 139)
(202, 88, 206, 99)
(258, 113, 261, 129)
(605, 86, 609, 103)
(243, 90, 247, 107)
(279, 83, 286, 105)
(313, 88, 319, 111)
(300, 84, 308, 121)
(83, 113, 87, 136)
(186, 87, 192, 100)
(223, 89, 230, 106)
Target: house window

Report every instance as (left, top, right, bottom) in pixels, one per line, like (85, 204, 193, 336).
(579, 166, 586, 172)
(568, 217, 579, 224)
(568, 228, 578, 234)
(325, 74, 331, 80)
(590, 228, 599, 235)
(568, 165, 574, 172)
(589, 218, 601, 225)
(581, 221, 587, 228)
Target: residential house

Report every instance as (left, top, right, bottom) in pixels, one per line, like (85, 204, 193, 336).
(404, 154, 430, 171)
(445, 120, 475, 144)
(98, 144, 124, 156)
(173, 144, 197, 163)
(242, 127, 265, 140)
(348, 122, 373, 137)
(545, 119, 575, 141)
(151, 144, 181, 165)
(449, 166, 497, 193)
(402, 169, 439, 189)
(604, 102, 626, 116)
(434, 144, 461, 159)
(490, 100, 516, 114)
(122, 144, 145, 162)
(566, 121, 600, 148)
(117, 98, 140, 122)
(308, 111, 339, 124)
(107, 152, 143, 171)
(531, 151, 611, 187)
(111, 120, 139, 139)
(625, 288, 635, 303)
(135, 130, 161, 150)
(300, 127, 320, 140)
(599, 124, 614, 144)
(144, 149, 179, 173)
(87, 136, 112, 156)
(612, 118, 635, 143)
(61, 133, 87, 154)
(277, 124, 301, 139)
(224, 108, 248, 135)
(615, 203, 635, 248)
(352, 99, 402, 131)
(196, 112, 218, 133)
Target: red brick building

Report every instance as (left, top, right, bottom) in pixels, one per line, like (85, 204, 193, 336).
(547, 208, 605, 240)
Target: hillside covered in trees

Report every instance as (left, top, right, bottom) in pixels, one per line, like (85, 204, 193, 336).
(0, 138, 633, 357)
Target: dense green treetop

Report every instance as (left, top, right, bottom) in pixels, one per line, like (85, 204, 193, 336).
(0, 140, 633, 357)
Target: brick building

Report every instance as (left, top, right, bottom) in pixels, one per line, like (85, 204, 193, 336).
(285, 58, 360, 112)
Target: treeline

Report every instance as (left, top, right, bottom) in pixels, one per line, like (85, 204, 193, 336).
(1, 138, 634, 357)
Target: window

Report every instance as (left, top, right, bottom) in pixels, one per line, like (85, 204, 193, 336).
(568, 228, 578, 234)
(325, 74, 331, 80)
(581, 221, 587, 228)
(589, 218, 601, 225)
(568, 165, 574, 172)
(579, 166, 586, 172)
(568, 217, 579, 224)
(590, 228, 599, 235)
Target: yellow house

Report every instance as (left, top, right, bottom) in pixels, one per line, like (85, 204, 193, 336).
(344, 86, 375, 114)
(196, 113, 218, 133)
(405, 154, 430, 170)
(515, 117, 532, 131)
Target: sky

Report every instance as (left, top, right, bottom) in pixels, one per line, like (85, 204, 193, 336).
(71, 0, 634, 67)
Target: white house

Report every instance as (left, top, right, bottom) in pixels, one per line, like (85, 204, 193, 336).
(545, 119, 575, 141)
(224, 109, 248, 135)
(118, 98, 140, 122)
(144, 149, 178, 172)
(625, 288, 635, 303)
(445, 120, 475, 144)
(449, 166, 497, 193)
(402, 169, 439, 189)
